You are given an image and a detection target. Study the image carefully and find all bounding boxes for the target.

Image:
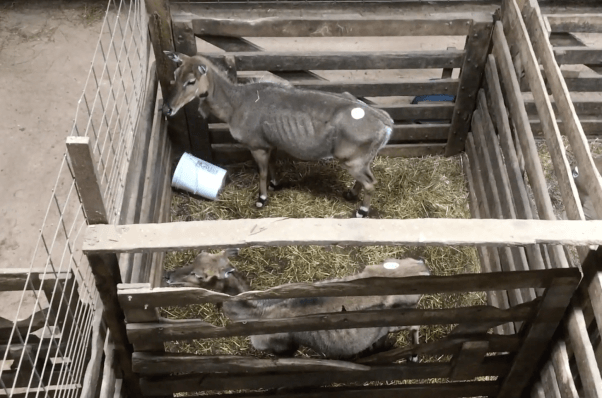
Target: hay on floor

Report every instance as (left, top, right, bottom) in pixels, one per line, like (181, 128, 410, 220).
(163, 155, 484, 359)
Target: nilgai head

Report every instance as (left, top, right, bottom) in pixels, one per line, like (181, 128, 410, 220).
(164, 248, 240, 288)
(162, 51, 211, 117)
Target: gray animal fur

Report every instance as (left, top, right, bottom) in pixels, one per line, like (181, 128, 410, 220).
(164, 249, 428, 359)
(162, 52, 393, 217)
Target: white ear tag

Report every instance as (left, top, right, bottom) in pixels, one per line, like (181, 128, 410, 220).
(351, 108, 365, 120)
(383, 262, 399, 270)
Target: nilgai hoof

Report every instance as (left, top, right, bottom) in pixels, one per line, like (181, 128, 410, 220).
(355, 207, 369, 218)
(343, 190, 359, 202)
(255, 195, 268, 208)
(268, 180, 282, 191)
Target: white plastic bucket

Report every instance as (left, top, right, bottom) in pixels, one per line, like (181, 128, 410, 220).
(171, 152, 227, 200)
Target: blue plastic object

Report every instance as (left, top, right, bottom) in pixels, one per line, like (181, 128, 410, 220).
(411, 94, 455, 105)
(411, 94, 456, 124)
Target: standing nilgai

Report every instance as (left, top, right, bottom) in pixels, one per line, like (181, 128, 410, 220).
(162, 52, 393, 217)
(164, 249, 428, 360)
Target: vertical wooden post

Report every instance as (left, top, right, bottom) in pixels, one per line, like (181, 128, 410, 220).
(450, 340, 490, 380)
(445, 21, 494, 156)
(67, 137, 108, 225)
(66, 137, 142, 398)
(146, 0, 192, 157)
(80, 297, 106, 398)
(172, 16, 213, 162)
(497, 275, 580, 398)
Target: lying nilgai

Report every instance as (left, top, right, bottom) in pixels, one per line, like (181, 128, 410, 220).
(572, 154, 602, 220)
(164, 249, 429, 359)
(162, 52, 393, 218)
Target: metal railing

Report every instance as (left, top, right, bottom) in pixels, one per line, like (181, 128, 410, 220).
(0, 1, 148, 397)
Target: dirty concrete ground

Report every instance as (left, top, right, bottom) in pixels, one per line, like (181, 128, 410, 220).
(0, 0, 106, 319)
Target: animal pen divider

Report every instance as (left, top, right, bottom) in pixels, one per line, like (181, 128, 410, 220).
(76, 1, 602, 398)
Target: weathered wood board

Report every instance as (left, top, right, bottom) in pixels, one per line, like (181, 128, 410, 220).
(84, 218, 602, 254)
(117, 270, 572, 308)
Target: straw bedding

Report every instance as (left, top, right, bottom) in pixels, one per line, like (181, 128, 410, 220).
(162, 155, 484, 360)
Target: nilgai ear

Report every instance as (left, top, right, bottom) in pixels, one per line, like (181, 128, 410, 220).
(163, 51, 182, 64)
(198, 65, 208, 75)
(225, 248, 240, 258)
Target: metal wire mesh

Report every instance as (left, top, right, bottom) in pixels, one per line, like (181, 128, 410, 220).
(0, 0, 148, 397)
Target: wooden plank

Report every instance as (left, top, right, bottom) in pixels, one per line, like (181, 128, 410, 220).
(564, 297, 602, 398)
(564, 76, 602, 91)
(199, 35, 325, 83)
(382, 104, 454, 121)
(200, 35, 261, 52)
(211, 142, 447, 164)
(463, 147, 506, 334)
(80, 301, 105, 398)
(554, 47, 602, 65)
(465, 133, 513, 334)
(125, 93, 161, 283)
(546, 14, 602, 33)
(549, 31, 602, 78)
(173, 18, 213, 162)
(389, 124, 450, 142)
(549, 32, 587, 47)
(130, 100, 168, 285)
(0, 268, 70, 292)
(99, 333, 116, 398)
(138, 357, 512, 395)
(525, 99, 602, 117)
(119, 62, 158, 227)
(174, 3, 501, 17)
(146, 0, 190, 154)
(541, 361, 563, 398)
(122, 96, 164, 342)
(530, 119, 602, 136)
(577, 246, 602, 395)
(449, 340, 490, 380)
(292, 79, 460, 97)
(210, 123, 451, 145)
(148, 143, 173, 290)
(144, 381, 500, 398)
(445, 21, 494, 155)
(520, 3, 602, 221)
(378, 143, 446, 157)
(581, 247, 602, 326)
(477, 86, 537, 302)
(126, 302, 540, 346)
(66, 137, 108, 225)
(492, 21, 559, 222)
(203, 50, 466, 71)
(133, 353, 368, 374)
(118, 269, 572, 308)
(358, 331, 520, 364)
(497, 276, 581, 398)
(551, 338, 580, 398)
(191, 15, 490, 37)
(119, 63, 158, 282)
(86, 253, 142, 398)
(503, 1, 585, 222)
(84, 218, 602, 254)
(471, 108, 523, 309)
